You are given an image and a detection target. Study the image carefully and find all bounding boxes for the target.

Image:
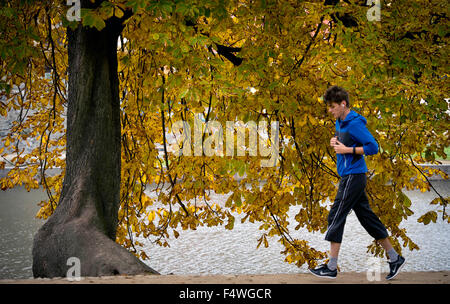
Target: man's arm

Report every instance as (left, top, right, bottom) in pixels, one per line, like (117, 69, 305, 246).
(331, 139, 364, 155)
(348, 119, 378, 155)
(331, 120, 378, 155)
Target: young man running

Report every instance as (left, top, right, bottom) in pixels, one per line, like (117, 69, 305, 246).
(308, 86, 406, 280)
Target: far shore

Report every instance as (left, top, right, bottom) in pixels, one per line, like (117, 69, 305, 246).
(1, 271, 449, 284)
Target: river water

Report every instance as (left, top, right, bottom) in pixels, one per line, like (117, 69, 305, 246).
(0, 181, 449, 279)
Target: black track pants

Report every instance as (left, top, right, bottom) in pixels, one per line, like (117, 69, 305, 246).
(325, 173, 389, 243)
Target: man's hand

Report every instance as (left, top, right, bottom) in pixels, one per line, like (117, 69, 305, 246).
(330, 137, 350, 154)
(330, 136, 338, 147)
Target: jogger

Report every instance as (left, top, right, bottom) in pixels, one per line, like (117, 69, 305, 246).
(308, 86, 406, 280)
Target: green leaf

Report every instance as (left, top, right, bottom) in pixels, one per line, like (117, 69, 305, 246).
(179, 88, 189, 99)
(126, 0, 146, 12)
(180, 44, 189, 53)
(417, 211, 437, 225)
(92, 17, 106, 31)
(225, 216, 235, 230)
(398, 191, 411, 207)
(234, 192, 242, 207)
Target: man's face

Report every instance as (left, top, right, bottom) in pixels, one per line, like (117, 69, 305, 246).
(327, 101, 346, 120)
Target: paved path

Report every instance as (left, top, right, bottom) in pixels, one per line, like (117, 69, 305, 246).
(1, 271, 449, 284)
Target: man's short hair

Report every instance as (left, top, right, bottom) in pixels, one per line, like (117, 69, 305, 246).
(323, 86, 350, 107)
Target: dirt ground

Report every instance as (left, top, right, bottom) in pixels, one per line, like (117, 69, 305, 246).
(1, 271, 449, 284)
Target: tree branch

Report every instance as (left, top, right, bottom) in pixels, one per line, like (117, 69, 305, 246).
(408, 155, 448, 216)
(185, 19, 243, 66)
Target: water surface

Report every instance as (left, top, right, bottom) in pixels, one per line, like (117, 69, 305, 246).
(0, 181, 448, 279)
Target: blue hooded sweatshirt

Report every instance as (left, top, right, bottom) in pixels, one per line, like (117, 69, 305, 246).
(335, 110, 378, 177)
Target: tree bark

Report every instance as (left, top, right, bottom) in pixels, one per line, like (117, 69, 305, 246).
(32, 17, 158, 277)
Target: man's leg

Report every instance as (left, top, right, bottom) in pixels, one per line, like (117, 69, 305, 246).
(330, 241, 341, 257)
(377, 235, 406, 279)
(378, 238, 395, 258)
(377, 237, 393, 252)
(310, 174, 364, 278)
(352, 177, 406, 279)
(324, 175, 360, 244)
(352, 192, 399, 261)
(378, 237, 403, 265)
(328, 242, 341, 271)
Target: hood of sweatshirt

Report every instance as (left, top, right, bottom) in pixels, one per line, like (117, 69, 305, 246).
(337, 110, 367, 129)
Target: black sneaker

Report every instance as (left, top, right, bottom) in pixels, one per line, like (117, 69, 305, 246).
(308, 264, 337, 279)
(386, 255, 406, 280)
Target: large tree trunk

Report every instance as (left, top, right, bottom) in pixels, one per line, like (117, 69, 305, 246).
(32, 17, 158, 277)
